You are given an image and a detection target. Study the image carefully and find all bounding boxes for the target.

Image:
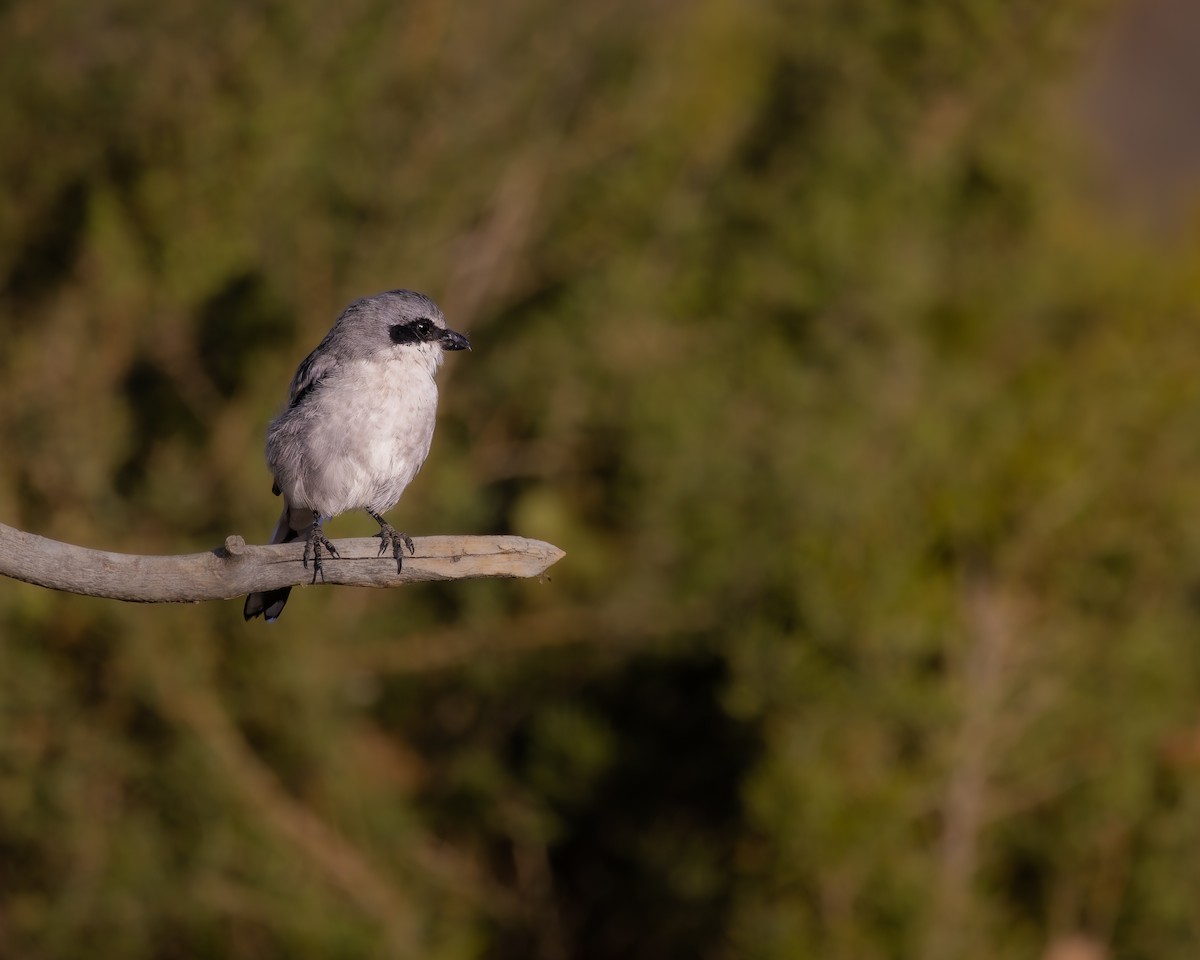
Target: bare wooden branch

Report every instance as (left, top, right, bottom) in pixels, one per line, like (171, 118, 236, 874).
(0, 521, 565, 604)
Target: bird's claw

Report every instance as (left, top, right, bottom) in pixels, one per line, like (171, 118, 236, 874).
(302, 528, 340, 583)
(374, 520, 414, 573)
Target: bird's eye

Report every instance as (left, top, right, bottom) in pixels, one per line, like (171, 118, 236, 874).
(389, 317, 437, 345)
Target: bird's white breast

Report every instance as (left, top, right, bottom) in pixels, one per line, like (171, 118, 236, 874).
(277, 357, 440, 517)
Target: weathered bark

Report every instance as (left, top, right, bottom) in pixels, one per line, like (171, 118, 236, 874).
(0, 521, 564, 604)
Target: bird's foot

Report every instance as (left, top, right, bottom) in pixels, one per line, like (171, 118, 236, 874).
(302, 523, 340, 583)
(369, 511, 414, 573)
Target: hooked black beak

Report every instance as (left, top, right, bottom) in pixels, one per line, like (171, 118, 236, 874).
(439, 328, 471, 351)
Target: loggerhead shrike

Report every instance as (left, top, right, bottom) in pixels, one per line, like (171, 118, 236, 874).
(244, 289, 470, 622)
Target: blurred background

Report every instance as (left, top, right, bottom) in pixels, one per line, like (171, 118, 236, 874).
(3, 0, 1200, 957)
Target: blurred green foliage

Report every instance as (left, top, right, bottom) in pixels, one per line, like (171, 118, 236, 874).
(3, 0, 1200, 957)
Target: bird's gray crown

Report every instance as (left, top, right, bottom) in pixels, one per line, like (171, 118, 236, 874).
(342, 289, 446, 341)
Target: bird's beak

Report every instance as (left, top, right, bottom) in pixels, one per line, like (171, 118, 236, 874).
(439, 328, 471, 351)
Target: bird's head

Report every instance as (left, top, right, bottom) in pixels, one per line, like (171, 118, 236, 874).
(342, 289, 470, 374)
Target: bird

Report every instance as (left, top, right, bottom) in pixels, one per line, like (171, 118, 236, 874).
(244, 289, 470, 622)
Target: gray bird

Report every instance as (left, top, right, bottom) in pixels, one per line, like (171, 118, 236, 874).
(244, 289, 470, 622)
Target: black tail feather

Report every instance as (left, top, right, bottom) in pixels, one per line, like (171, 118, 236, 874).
(243, 508, 304, 622)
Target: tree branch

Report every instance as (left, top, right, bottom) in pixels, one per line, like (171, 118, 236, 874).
(0, 521, 565, 604)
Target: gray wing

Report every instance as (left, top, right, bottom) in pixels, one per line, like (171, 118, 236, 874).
(288, 335, 341, 408)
